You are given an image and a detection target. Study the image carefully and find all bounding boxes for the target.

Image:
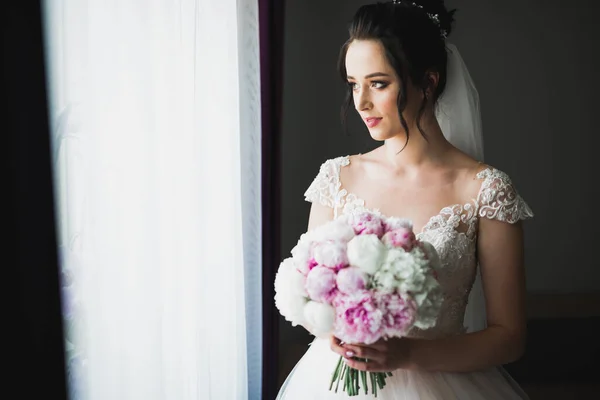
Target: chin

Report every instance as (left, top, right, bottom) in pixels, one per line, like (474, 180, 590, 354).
(368, 128, 392, 142)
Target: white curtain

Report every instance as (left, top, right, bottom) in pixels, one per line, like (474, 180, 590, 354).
(42, 1, 262, 399)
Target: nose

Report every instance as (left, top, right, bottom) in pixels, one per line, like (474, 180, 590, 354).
(355, 87, 372, 111)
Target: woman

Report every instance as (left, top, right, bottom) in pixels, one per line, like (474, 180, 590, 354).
(277, 0, 534, 398)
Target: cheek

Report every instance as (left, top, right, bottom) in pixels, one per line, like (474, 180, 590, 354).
(378, 92, 400, 119)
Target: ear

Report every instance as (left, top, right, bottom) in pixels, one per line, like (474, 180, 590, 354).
(424, 71, 440, 100)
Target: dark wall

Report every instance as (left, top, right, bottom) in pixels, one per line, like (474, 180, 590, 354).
(278, 0, 599, 386)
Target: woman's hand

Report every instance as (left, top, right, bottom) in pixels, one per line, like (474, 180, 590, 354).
(329, 335, 414, 372)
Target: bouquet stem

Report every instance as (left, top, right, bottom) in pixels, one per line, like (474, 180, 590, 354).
(329, 356, 391, 397)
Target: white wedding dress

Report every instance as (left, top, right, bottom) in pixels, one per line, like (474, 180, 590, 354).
(277, 155, 534, 400)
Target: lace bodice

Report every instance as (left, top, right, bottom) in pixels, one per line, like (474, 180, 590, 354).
(304, 155, 534, 339)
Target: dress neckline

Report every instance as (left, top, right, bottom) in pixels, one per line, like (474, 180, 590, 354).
(336, 155, 492, 236)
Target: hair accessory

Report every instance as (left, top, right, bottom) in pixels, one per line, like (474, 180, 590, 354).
(392, 0, 448, 38)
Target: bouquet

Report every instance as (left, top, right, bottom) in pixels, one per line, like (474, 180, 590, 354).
(274, 211, 443, 397)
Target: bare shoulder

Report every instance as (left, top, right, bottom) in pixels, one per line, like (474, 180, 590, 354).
(340, 152, 371, 187)
(343, 146, 391, 178)
(447, 150, 489, 199)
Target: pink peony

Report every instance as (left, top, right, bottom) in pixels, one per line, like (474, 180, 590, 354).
(333, 290, 384, 345)
(291, 238, 314, 275)
(336, 267, 368, 294)
(312, 240, 348, 270)
(381, 227, 416, 251)
(375, 293, 417, 338)
(305, 266, 338, 302)
(295, 257, 316, 276)
(348, 212, 385, 238)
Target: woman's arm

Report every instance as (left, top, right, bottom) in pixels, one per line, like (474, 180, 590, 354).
(408, 217, 527, 372)
(307, 201, 334, 232)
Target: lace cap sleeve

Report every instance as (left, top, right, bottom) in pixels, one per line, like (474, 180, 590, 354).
(476, 168, 534, 223)
(304, 156, 349, 208)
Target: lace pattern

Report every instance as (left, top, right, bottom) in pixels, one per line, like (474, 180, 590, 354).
(304, 156, 351, 211)
(476, 168, 535, 223)
(304, 155, 534, 339)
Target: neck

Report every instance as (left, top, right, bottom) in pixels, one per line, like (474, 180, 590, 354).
(381, 112, 451, 172)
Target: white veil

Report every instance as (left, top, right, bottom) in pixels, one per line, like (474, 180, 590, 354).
(435, 43, 487, 333)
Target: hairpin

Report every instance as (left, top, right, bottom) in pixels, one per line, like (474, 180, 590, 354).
(392, 0, 448, 38)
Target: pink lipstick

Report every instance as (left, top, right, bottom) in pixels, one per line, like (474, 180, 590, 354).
(365, 117, 382, 128)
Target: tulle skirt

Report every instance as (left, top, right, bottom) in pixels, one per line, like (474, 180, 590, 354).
(277, 338, 530, 400)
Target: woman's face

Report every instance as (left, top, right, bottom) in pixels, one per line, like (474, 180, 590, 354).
(345, 39, 423, 141)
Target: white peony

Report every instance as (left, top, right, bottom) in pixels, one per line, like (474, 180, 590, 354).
(303, 300, 336, 337)
(309, 218, 356, 243)
(373, 249, 405, 293)
(347, 234, 387, 275)
(406, 245, 442, 299)
(374, 247, 440, 294)
(412, 286, 444, 330)
(274, 257, 309, 326)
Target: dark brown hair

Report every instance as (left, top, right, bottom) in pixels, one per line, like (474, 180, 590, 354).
(338, 1, 456, 146)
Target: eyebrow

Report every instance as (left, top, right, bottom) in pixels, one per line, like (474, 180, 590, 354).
(346, 72, 391, 80)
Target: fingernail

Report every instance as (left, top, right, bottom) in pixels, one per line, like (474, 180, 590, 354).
(345, 351, 354, 357)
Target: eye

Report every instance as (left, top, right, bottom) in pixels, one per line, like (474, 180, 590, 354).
(371, 81, 389, 89)
(347, 81, 389, 91)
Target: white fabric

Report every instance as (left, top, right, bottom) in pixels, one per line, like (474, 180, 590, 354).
(42, 1, 262, 399)
(279, 338, 529, 399)
(435, 43, 486, 333)
(435, 43, 484, 164)
(276, 156, 533, 399)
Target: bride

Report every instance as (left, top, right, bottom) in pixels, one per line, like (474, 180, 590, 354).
(276, 1, 534, 399)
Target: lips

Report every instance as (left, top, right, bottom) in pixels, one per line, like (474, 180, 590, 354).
(364, 117, 382, 128)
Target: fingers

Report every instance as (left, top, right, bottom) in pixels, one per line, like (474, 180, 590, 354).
(330, 336, 381, 361)
(343, 344, 382, 362)
(329, 335, 347, 357)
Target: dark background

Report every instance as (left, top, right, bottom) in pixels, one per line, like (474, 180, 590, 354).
(278, 0, 600, 397)
(3, 1, 68, 399)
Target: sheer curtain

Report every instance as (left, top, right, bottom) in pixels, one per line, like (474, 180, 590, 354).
(42, 1, 262, 399)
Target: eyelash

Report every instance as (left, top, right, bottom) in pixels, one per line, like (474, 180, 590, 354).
(348, 81, 389, 91)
